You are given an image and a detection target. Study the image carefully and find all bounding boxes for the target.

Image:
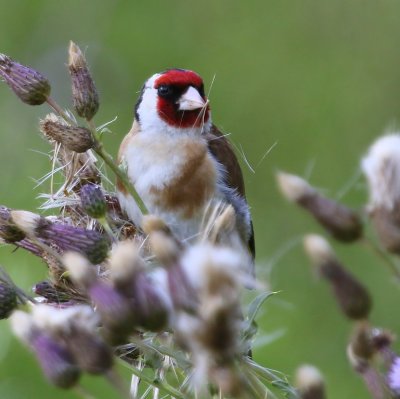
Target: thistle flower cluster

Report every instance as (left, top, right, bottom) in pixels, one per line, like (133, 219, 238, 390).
(0, 43, 295, 399)
(277, 133, 400, 398)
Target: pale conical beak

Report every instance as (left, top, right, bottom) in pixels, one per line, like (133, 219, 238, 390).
(178, 86, 206, 111)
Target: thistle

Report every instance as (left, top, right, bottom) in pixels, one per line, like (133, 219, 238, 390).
(304, 234, 372, 320)
(277, 171, 363, 242)
(40, 113, 94, 153)
(0, 279, 17, 319)
(0, 54, 50, 105)
(79, 183, 107, 219)
(68, 41, 99, 120)
(10, 310, 81, 389)
(11, 210, 110, 264)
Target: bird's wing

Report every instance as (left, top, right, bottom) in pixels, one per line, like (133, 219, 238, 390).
(206, 124, 255, 260)
(206, 124, 246, 197)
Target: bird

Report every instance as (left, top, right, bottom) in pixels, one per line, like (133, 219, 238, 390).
(117, 68, 255, 270)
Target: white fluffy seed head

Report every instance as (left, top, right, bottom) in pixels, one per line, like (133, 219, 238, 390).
(303, 234, 335, 265)
(10, 310, 35, 343)
(276, 171, 315, 202)
(108, 240, 144, 282)
(10, 210, 41, 236)
(180, 243, 241, 292)
(295, 364, 325, 392)
(361, 133, 400, 210)
(32, 303, 99, 333)
(63, 251, 95, 286)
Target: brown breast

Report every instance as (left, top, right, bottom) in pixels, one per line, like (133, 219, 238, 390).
(150, 140, 217, 219)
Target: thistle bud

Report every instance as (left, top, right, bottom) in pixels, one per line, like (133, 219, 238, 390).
(0, 53, 50, 105)
(80, 183, 107, 218)
(10, 310, 80, 388)
(0, 280, 17, 319)
(295, 365, 326, 399)
(277, 171, 363, 242)
(64, 252, 136, 340)
(40, 114, 94, 153)
(32, 304, 112, 376)
(304, 235, 372, 320)
(11, 211, 110, 264)
(0, 206, 25, 243)
(33, 281, 70, 303)
(68, 41, 99, 120)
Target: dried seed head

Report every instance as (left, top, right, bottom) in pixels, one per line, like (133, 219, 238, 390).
(0, 53, 50, 105)
(79, 183, 107, 219)
(0, 206, 25, 242)
(295, 364, 326, 399)
(0, 280, 17, 319)
(40, 113, 94, 153)
(388, 357, 400, 394)
(362, 133, 400, 211)
(278, 172, 363, 242)
(68, 41, 99, 120)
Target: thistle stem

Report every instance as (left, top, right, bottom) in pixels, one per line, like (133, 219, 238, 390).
(117, 359, 185, 399)
(362, 237, 400, 282)
(46, 97, 76, 125)
(46, 97, 148, 217)
(91, 138, 148, 215)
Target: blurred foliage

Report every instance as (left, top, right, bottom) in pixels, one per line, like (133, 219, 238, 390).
(1, 0, 400, 397)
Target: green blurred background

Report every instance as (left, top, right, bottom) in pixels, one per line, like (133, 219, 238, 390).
(1, 1, 400, 397)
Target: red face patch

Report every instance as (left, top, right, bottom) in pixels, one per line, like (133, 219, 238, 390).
(154, 69, 210, 129)
(155, 69, 204, 89)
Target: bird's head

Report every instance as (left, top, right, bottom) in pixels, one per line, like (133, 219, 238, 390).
(134, 69, 211, 133)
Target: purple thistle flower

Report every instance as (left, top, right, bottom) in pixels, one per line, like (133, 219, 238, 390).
(88, 282, 136, 336)
(0, 54, 50, 105)
(36, 218, 110, 264)
(388, 357, 400, 394)
(31, 332, 81, 389)
(80, 184, 107, 219)
(131, 272, 170, 331)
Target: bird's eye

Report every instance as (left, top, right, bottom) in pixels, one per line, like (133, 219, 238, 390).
(157, 85, 172, 97)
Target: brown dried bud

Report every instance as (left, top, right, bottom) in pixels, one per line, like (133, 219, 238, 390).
(0, 54, 50, 105)
(304, 235, 372, 320)
(0, 206, 25, 242)
(68, 41, 99, 120)
(40, 114, 94, 153)
(295, 364, 326, 399)
(277, 172, 363, 242)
